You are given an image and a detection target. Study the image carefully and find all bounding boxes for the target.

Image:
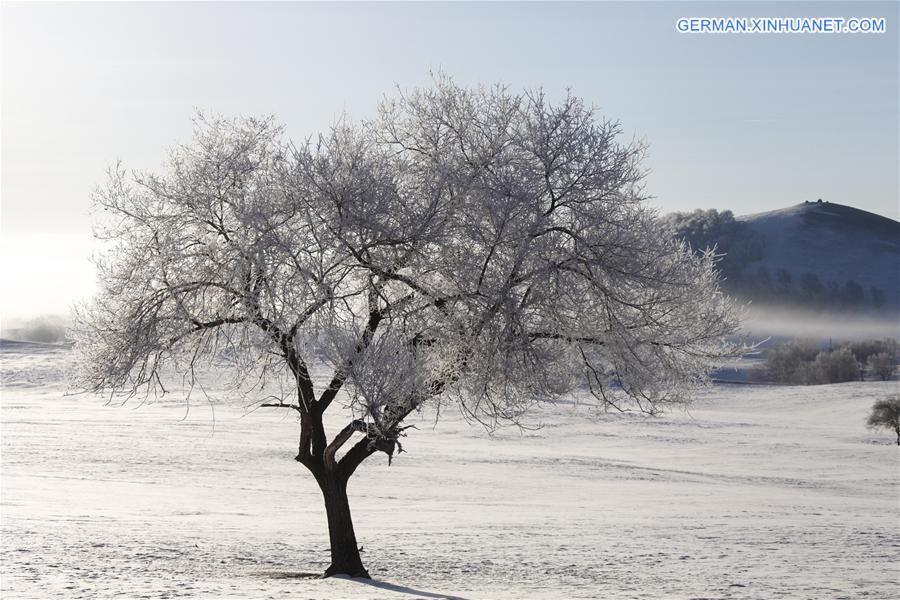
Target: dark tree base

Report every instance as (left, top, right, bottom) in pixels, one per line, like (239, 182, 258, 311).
(323, 564, 371, 579)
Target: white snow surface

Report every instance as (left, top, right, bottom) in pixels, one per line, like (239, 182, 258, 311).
(2, 342, 898, 599)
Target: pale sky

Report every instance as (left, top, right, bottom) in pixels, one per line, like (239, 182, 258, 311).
(2, 1, 898, 323)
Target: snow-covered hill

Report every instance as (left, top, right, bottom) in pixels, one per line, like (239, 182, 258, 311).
(737, 201, 899, 307)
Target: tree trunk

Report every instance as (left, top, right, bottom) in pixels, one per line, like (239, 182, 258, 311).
(319, 474, 369, 578)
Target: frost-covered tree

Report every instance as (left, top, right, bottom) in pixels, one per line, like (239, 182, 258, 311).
(72, 78, 740, 578)
(765, 339, 819, 383)
(813, 347, 859, 384)
(866, 352, 897, 381)
(867, 395, 900, 445)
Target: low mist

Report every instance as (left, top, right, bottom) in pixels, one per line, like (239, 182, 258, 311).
(741, 304, 900, 344)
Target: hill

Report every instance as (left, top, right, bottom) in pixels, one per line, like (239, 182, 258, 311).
(665, 201, 900, 311)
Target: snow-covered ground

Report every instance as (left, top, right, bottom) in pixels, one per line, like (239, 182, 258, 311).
(2, 341, 898, 599)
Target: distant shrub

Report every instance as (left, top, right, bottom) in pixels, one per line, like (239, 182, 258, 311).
(866, 352, 897, 381)
(843, 338, 899, 365)
(867, 395, 900, 445)
(765, 339, 820, 383)
(812, 348, 858, 384)
(791, 361, 825, 385)
(15, 316, 68, 344)
(765, 340, 879, 384)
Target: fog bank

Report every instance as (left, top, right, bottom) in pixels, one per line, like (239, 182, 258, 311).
(741, 304, 900, 343)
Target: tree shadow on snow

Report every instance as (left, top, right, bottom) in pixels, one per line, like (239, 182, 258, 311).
(253, 572, 468, 599)
(255, 571, 322, 579)
(336, 576, 470, 600)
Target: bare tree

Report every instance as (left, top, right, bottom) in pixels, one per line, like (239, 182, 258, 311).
(72, 78, 740, 578)
(867, 395, 900, 445)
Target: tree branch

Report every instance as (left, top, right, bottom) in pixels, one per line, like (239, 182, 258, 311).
(315, 301, 383, 413)
(323, 419, 368, 472)
(528, 331, 606, 344)
(260, 402, 303, 413)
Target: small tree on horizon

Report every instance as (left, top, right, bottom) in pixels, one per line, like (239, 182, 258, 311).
(72, 78, 740, 578)
(867, 395, 900, 445)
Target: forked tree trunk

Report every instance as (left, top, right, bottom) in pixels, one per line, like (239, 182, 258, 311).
(318, 474, 369, 578)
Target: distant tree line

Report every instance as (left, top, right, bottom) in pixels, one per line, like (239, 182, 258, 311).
(664, 209, 891, 310)
(762, 338, 898, 385)
(729, 267, 889, 310)
(662, 209, 764, 278)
